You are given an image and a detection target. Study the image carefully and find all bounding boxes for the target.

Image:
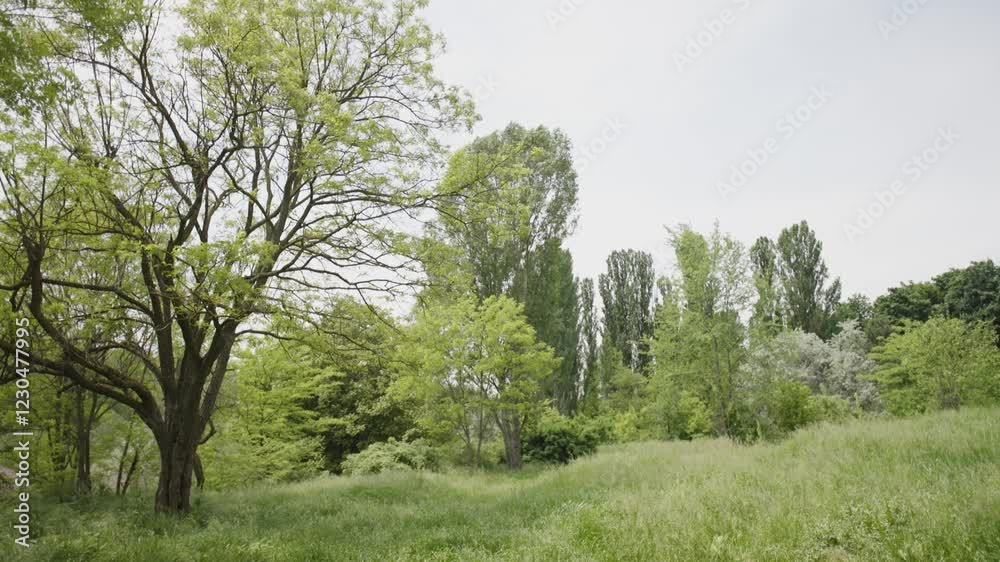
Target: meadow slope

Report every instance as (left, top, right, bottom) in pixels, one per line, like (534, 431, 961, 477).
(6, 408, 999, 561)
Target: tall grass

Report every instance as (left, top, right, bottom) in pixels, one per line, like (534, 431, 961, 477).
(4, 408, 999, 561)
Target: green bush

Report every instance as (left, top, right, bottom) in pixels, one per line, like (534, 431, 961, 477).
(769, 380, 817, 433)
(808, 394, 854, 424)
(729, 381, 819, 443)
(647, 387, 713, 441)
(522, 411, 600, 464)
(341, 438, 439, 476)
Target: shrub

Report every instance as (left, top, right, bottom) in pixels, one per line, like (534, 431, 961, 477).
(647, 386, 712, 441)
(808, 394, 854, 424)
(769, 380, 817, 433)
(340, 438, 439, 476)
(729, 381, 818, 443)
(522, 411, 600, 464)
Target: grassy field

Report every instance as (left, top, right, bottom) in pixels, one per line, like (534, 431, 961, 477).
(5, 408, 999, 561)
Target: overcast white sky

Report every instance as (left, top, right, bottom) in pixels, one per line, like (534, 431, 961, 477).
(420, 0, 1000, 299)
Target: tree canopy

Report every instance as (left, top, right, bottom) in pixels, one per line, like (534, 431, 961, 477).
(0, 0, 473, 513)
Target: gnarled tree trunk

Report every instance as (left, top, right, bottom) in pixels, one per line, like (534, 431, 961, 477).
(154, 428, 200, 513)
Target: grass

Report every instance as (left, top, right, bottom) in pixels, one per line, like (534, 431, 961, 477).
(4, 408, 999, 561)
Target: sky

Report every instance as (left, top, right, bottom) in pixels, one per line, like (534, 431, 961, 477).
(420, 0, 1000, 299)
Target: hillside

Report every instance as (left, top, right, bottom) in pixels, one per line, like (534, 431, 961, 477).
(7, 408, 1000, 561)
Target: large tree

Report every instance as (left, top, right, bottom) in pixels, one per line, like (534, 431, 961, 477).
(598, 249, 656, 373)
(774, 221, 842, 338)
(435, 122, 579, 302)
(0, 0, 472, 513)
(938, 260, 1000, 339)
(518, 240, 579, 415)
(432, 123, 579, 413)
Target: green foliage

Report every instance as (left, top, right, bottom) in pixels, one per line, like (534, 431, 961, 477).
(341, 439, 440, 476)
(579, 410, 651, 444)
(938, 260, 1000, 338)
(430, 123, 580, 417)
(648, 384, 713, 440)
(729, 379, 818, 443)
(598, 249, 656, 373)
(435, 122, 579, 301)
(394, 296, 559, 468)
(522, 410, 599, 465)
(202, 298, 409, 484)
(874, 282, 943, 327)
(775, 221, 843, 339)
(576, 278, 601, 415)
(872, 259, 1000, 344)
(201, 341, 331, 486)
(601, 347, 647, 412)
(652, 224, 752, 438)
(766, 380, 817, 434)
(1, 0, 476, 513)
(808, 394, 854, 424)
(869, 318, 1000, 415)
(518, 240, 581, 415)
(749, 236, 783, 337)
(742, 323, 881, 412)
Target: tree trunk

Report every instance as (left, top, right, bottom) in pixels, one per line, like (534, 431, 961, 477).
(193, 453, 205, 490)
(154, 435, 198, 513)
(500, 413, 523, 470)
(74, 387, 92, 495)
(121, 451, 139, 496)
(152, 327, 236, 513)
(116, 439, 131, 496)
(154, 409, 202, 514)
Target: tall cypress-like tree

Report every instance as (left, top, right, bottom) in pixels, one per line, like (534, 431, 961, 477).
(598, 250, 656, 373)
(774, 221, 842, 339)
(518, 241, 580, 415)
(750, 236, 783, 338)
(577, 278, 601, 414)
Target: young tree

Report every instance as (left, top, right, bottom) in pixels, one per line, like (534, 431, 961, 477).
(397, 297, 558, 469)
(652, 225, 753, 436)
(201, 337, 334, 486)
(749, 236, 783, 338)
(869, 318, 1000, 415)
(0, 0, 473, 513)
(598, 249, 656, 373)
